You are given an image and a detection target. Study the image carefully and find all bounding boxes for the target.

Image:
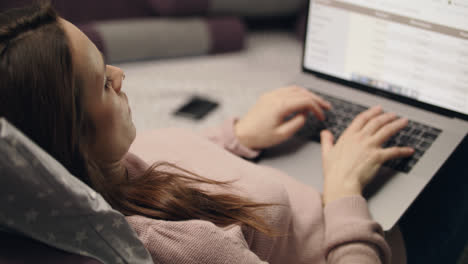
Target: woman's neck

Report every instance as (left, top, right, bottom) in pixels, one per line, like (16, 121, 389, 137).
(97, 159, 128, 183)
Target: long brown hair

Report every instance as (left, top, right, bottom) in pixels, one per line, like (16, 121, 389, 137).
(0, 2, 275, 236)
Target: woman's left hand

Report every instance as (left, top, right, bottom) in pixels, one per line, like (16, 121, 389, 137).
(235, 86, 331, 150)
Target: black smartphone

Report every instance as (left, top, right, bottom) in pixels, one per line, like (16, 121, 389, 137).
(173, 96, 219, 120)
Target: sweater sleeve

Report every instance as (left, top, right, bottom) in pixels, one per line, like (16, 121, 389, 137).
(323, 195, 392, 264)
(200, 117, 260, 159)
(125, 215, 269, 264)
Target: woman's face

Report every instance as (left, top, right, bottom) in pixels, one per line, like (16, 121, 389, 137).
(61, 19, 136, 165)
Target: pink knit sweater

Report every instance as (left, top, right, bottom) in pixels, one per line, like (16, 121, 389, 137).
(124, 118, 399, 264)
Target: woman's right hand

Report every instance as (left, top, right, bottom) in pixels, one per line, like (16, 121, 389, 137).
(320, 106, 414, 206)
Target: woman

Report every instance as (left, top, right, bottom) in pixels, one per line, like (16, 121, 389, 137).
(0, 2, 414, 263)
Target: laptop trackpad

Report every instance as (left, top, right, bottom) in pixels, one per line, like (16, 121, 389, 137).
(258, 137, 324, 191)
(257, 137, 397, 200)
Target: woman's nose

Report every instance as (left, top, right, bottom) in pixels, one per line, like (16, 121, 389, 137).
(108, 65, 125, 93)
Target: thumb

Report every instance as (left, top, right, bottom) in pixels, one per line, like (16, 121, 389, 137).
(277, 113, 306, 139)
(320, 130, 334, 157)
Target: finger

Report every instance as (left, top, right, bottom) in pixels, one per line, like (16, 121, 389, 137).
(296, 89, 332, 110)
(320, 130, 334, 157)
(361, 112, 397, 136)
(373, 118, 409, 145)
(347, 105, 382, 132)
(379, 147, 414, 162)
(281, 86, 332, 111)
(308, 93, 332, 110)
(276, 113, 307, 140)
(277, 85, 304, 95)
(281, 97, 326, 121)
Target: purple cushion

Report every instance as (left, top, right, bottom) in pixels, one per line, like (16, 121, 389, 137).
(79, 17, 246, 63)
(207, 17, 245, 54)
(295, 12, 307, 41)
(149, 0, 306, 17)
(0, 0, 154, 24)
(149, 0, 209, 16)
(0, 233, 102, 264)
(1, 0, 305, 23)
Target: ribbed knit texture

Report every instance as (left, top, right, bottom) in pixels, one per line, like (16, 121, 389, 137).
(124, 118, 398, 263)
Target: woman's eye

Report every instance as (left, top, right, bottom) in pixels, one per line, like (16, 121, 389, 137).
(104, 77, 113, 89)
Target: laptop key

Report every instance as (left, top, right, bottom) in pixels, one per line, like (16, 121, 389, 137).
(422, 132, 438, 140)
(419, 140, 431, 150)
(301, 90, 442, 173)
(402, 126, 411, 133)
(412, 128, 422, 136)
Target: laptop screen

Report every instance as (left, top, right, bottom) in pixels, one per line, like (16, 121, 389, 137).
(303, 0, 468, 116)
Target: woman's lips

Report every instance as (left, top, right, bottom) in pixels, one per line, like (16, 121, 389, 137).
(121, 92, 132, 115)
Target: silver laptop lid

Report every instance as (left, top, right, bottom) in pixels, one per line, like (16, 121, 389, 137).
(303, 0, 468, 119)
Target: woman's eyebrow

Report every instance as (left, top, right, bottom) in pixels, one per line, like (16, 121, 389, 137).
(99, 51, 107, 86)
(99, 51, 106, 72)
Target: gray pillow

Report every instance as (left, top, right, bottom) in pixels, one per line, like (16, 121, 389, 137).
(0, 118, 153, 264)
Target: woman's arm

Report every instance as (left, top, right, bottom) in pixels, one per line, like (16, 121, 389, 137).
(320, 106, 413, 263)
(323, 196, 391, 264)
(201, 117, 261, 159)
(201, 86, 330, 158)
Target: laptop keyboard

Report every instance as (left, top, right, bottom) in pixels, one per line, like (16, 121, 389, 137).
(296, 91, 442, 173)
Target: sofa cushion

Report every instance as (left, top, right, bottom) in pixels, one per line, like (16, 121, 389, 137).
(80, 16, 245, 63)
(0, 118, 153, 264)
(149, 0, 306, 17)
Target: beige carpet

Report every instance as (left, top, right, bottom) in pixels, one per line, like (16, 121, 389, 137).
(117, 30, 302, 133)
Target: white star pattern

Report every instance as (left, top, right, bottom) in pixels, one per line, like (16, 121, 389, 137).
(47, 233, 56, 242)
(112, 218, 123, 229)
(75, 230, 87, 244)
(124, 246, 135, 258)
(9, 137, 18, 146)
(25, 209, 39, 222)
(89, 190, 97, 200)
(9, 139, 27, 168)
(12, 156, 27, 167)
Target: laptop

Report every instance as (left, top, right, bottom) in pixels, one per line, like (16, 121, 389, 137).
(258, 0, 468, 230)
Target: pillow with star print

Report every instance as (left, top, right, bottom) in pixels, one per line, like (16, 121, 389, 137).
(0, 118, 154, 264)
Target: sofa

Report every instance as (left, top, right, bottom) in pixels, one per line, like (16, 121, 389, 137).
(2, 1, 468, 263)
(0, 1, 307, 263)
